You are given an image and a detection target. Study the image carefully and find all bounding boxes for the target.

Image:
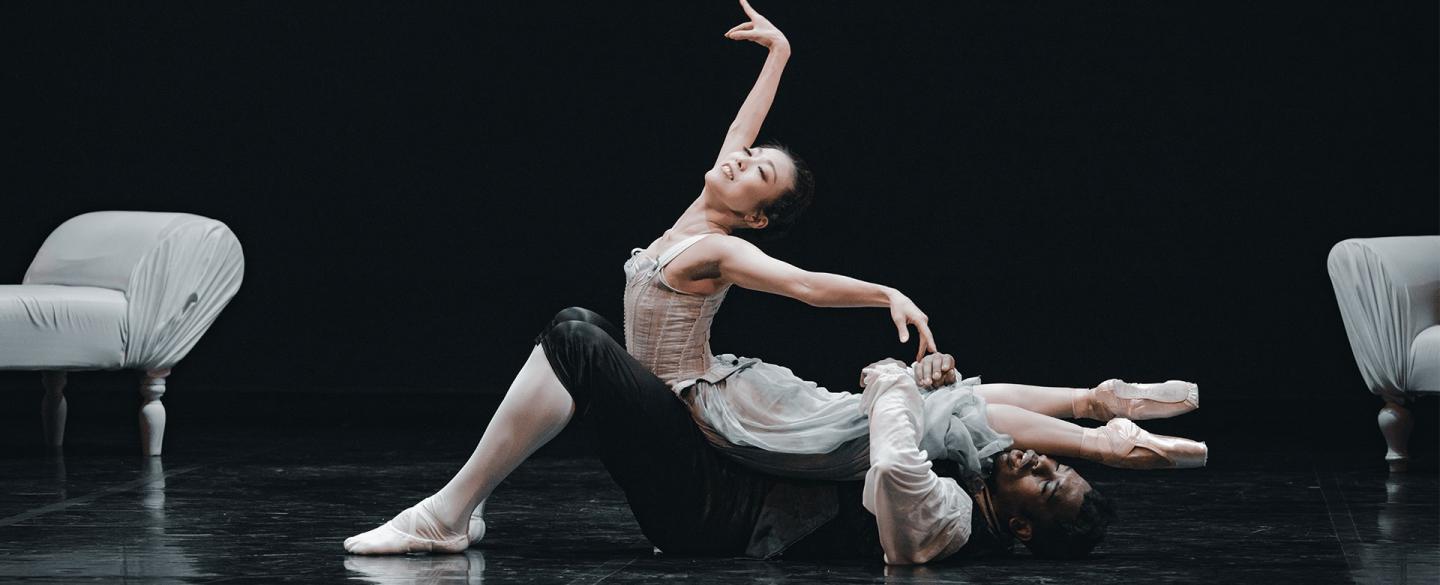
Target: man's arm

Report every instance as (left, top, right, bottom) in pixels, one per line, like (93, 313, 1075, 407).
(859, 361, 974, 565)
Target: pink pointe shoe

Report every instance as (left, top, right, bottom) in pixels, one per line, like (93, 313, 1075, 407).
(1082, 418, 1208, 469)
(1074, 379, 1200, 421)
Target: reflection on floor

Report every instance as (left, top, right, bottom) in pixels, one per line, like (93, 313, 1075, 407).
(0, 402, 1435, 584)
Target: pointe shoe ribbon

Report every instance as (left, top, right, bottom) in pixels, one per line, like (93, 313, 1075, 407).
(1076, 379, 1200, 421)
(1083, 418, 1208, 469)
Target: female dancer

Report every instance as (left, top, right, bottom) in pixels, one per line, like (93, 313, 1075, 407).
(344, 1, 1205, 555)
(618, 0, 1204, 479)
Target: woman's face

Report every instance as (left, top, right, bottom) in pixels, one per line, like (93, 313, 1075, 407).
(704, 146, 797, 223)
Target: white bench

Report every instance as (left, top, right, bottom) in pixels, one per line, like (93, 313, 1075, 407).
(0, 211, 244, 455)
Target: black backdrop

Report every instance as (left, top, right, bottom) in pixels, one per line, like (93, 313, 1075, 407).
(3, 1, 1436, 401)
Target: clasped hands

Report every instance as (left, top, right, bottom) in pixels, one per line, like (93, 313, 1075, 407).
(860, 353, 959, 391)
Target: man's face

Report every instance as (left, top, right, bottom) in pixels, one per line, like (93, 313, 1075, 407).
(991, 449, 1091, 540)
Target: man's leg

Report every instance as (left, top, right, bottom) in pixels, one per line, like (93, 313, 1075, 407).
(536, 316, 768, 554)
(435, 304, 628, 527)
(346, 344, 577, 553)
(345, 308, 633, 554)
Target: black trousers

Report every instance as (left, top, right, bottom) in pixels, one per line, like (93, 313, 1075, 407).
(536, 307, 888, 559)
(534, 307, 996, 562)
(535, 307, 774, 556)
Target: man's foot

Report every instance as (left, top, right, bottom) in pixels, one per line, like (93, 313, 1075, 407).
(344, 496, 469, 555)
(468, 500, 486, 544)
(1073, 379, 1199, 421)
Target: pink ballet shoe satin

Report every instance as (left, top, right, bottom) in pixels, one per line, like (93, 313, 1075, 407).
(1074, 379, 1199, 421)
(1082, 418, 1208, 469)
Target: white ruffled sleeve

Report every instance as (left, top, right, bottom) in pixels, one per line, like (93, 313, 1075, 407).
(859, 361, 974, 565)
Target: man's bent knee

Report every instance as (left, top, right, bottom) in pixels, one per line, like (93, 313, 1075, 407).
(552, 306, 598, 324)
(542, 320, 612, 356)
(549, 307, 621, 342)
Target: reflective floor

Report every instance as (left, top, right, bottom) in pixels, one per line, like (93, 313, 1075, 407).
(0, 391, 1436, 584)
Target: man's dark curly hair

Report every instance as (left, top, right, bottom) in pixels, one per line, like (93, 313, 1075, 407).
(734, 141, 814, 243)
(1023, 487, 1118, 559)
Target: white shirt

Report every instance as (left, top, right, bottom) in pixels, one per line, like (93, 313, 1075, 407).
(859, 361, 975, 565)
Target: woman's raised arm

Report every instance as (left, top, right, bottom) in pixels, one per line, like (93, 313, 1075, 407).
(714, 0, 791, 166)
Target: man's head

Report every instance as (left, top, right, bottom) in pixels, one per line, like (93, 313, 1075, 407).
(988, 449, 1116, 559)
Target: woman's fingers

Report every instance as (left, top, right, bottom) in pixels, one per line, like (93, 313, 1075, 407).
(914, 323, 937, 363)
(727, 30, 769, 44)
(739, 0, 762, 20)
(918, 319, 936, 350)
(726, 22, 754, 35)
(893, 314, 910, 343)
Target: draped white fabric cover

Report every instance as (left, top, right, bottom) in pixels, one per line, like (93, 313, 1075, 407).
(0, 285, 127, 368)
(1327, 236, 1440, 402)
(3, 211, 244, 370)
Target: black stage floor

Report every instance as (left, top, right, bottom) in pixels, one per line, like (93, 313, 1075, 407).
(0, 388, 1436, 584)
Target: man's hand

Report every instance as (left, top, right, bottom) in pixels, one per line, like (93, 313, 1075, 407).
(912, 352, 957, 389)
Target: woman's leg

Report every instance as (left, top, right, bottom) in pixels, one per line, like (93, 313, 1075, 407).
(984, 403, 1087, 458)
(984, 403, 1206, 469)
(976, 379, 1199, 422)
(972, 383, 1082, 419)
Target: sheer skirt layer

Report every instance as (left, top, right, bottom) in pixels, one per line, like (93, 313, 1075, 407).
(682, 357, 1014, 483)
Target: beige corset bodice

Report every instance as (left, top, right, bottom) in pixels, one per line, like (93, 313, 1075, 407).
(623, 233, 741, 390)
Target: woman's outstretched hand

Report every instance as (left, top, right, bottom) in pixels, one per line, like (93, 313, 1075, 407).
(888, 291, 938, 362)
(724, 0, 790, 53)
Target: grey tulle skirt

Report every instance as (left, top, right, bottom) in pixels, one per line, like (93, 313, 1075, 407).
(682, 356, 1014, 482)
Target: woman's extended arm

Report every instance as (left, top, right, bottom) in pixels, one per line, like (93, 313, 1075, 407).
(714, 0, 791, 166)
(713, 236, 939, 361)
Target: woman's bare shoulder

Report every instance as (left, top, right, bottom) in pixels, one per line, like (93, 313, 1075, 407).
(685, 233, 767, 264)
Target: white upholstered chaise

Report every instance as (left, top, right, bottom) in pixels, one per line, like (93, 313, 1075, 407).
(0, 211, 244, 455)
(1327, 236, 1440, 472)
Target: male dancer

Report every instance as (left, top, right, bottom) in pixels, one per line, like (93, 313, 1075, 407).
(345, 308, 1115, 563)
